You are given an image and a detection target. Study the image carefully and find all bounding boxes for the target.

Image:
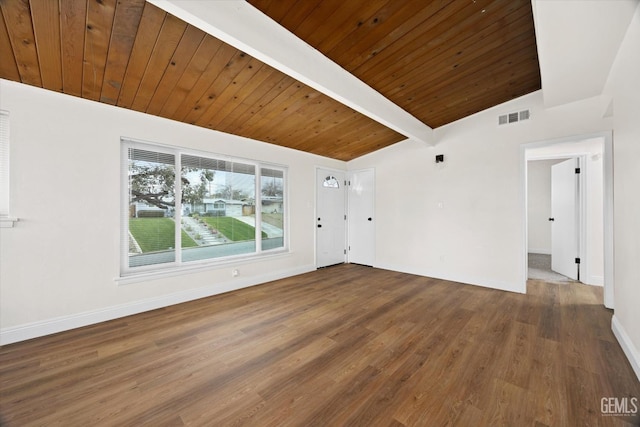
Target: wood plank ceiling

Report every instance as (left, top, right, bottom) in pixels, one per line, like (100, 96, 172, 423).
(248, 0, 541, 129)
(0, 0, 541, 161)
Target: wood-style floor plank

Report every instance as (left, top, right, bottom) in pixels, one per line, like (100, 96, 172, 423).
(1, 264, 638, 426)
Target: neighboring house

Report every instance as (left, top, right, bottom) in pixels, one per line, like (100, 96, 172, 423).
(200, 199, 252, 217)
(262, 196, 283, 214)
(136, 199, 258, 217)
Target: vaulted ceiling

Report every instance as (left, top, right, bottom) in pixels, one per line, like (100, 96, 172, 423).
(0, 0, 540, 161)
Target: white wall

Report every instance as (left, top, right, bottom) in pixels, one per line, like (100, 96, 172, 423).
(606, 2, 640, 381)
(527, 159, 563, 254)
(348, 90, 612, 294)
(0, 79, 344, 344)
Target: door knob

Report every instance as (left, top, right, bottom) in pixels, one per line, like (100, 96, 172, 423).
(368, 217, 372, 221)
(317, 224, 322, 228)
(549, 217, 555, 221)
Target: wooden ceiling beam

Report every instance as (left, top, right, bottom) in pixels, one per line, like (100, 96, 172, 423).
(149, 0, 434, 145)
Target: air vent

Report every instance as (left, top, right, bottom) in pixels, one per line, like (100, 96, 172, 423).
(498, 109, 531, 126)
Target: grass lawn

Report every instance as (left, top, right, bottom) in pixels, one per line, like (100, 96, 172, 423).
(130, 218, 197, 253)
(202, 216, 267, 241)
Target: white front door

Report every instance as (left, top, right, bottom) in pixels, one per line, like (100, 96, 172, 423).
(348, 169, 375, 266)
(551, 158, 579, 280)
(316, 168, 346, 268)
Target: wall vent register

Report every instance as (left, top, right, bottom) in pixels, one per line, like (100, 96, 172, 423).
(498, 109, 531, 125)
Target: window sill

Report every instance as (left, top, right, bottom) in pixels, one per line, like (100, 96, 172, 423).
(115, 250, 291, 285)
(0, 217, 18, 228)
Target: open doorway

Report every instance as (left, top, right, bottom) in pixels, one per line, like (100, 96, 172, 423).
(522, 132, 613, 308)
(527, 157, 580, 283)
(527, 157, 584, 285)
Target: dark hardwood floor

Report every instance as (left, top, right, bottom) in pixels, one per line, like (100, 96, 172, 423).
(1, 264, 638, 426)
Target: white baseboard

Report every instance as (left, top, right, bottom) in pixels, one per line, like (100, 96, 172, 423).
(528, 248, 551, 255)
(612, 315, 640, 382)
(584, 275, 604, 286)
(0, 264, 315, 346)
(375, 262, 526, 294)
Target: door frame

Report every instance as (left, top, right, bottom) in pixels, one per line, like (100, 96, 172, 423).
(315, 166, 347, 268)
(520, 131, 613, 308)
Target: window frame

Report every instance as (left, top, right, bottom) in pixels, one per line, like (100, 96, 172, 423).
(120, 138, 288, 280)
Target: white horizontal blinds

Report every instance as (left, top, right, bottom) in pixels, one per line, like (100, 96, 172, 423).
(126, 144, 177, 268)
(0, 111, 9, 217)
(182, 154, 234, 172)
(260, 167, 285, 251)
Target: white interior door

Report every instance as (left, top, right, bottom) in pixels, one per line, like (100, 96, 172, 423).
(551, 158, 579, 280)
(348, 169, 375, 266)
(316, 169, 346, 268)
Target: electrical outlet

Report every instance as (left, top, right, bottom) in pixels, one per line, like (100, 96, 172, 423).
(232, 269, 239, 277)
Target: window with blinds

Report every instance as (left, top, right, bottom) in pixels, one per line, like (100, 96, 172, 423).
(122, 139, 287, 275)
